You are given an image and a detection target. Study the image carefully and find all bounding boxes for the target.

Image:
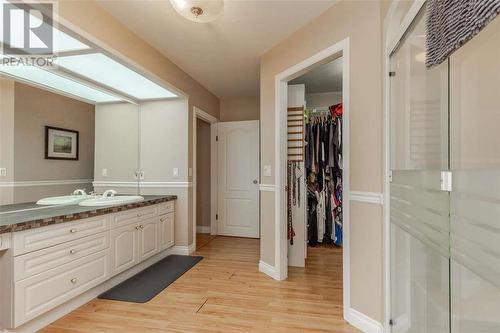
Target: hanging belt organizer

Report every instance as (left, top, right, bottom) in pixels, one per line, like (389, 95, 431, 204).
(287, 106, 304, 161)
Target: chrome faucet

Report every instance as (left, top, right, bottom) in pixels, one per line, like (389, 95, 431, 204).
(72, 189, 87, 196)
(102, 189, 117, 198)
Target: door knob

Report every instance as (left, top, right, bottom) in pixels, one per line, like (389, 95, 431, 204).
(253, 180, 258, 184)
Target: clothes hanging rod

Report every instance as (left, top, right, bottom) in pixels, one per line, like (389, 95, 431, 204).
(308, 107, 330, 113)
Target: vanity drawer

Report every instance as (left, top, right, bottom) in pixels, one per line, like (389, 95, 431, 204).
(14, 249, 109, 327)
(13, 232, 109, 281)
(158, 201, 174, 215)
(111, 205, 158, 228)
(12, 216, 109, 256)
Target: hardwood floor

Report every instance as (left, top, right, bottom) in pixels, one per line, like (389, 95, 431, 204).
(39, 235, 359, 333)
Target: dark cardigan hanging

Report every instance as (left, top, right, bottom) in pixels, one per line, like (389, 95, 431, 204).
(426, 0, 500, 68)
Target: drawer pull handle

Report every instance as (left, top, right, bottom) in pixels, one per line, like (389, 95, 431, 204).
(69, 229, 77, 233)
(135, 226, 140, 230)
(160, 218, 165, 222)
(70, 278, 77, 284)
(139, 225, 144, 229)
(69, 249, 76, 255)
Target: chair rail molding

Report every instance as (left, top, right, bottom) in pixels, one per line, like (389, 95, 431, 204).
(92, 181, 193, 188)
(259, 183, 276, 192)
(349, 191, 384, 205)
(0, 179, 93, 187)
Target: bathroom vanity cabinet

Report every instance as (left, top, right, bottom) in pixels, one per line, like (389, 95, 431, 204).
(0, 198, 175, 329)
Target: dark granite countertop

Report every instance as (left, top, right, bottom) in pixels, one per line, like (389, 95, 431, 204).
(0, 195, 177, 234)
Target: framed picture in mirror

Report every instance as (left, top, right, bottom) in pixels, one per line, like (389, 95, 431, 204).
(45, 126, 79, 160)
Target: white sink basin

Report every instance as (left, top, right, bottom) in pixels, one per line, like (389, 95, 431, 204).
(78, 196, 144, 207)
(37, 195, 90, 205)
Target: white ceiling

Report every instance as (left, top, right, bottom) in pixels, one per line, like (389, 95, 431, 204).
(96, 0, 336, 99)
(289, 57, 342, 93)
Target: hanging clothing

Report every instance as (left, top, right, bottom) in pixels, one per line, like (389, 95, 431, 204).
(316, 190, 326, 243)
(307, 187, 318, 246)
(305, 103, 343, 247)
(287, 161, 295, 245)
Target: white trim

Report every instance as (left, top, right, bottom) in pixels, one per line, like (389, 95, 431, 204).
(141, 182, 193, 188)
(194, 106, 218, 124)
(210, 123, 218, 236)
(92, 181, 192, 188)
(387, 0, 426, 55)
(383, 2, 425, 331)
(273, 39, 351, 315)
(3, 246, 180, 333)
(259, 184, 276, 192)
(345, 308, 384, 333)
(196, 225, 211, 234)
(0, 179, 93, 187)
(349, 191, 384, 205)
(171, 244, 196, 256)
(258, 260, 280, 280)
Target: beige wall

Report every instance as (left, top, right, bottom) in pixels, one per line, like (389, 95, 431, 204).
(260, 0, 387, 322)
(220, 97, 259, 121)
(196, 119, 211, 228)
(306, 91, 342, 108)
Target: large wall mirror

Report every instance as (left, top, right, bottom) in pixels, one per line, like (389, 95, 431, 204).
(0, 5, 179, 211)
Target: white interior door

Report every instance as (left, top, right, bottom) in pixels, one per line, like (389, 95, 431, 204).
(217, 120, 259, 238)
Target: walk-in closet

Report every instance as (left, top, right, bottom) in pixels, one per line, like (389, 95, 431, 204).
(286, 57, 344, 270)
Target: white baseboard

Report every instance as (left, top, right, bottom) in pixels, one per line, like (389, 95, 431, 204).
(171, 243, 196, 255)
(188, 242, 196, 254)
(4, 246, 180, 333)
(196, 226, 211, 234)
(258, 260, 280, 280)
(345, 307, 384, 333)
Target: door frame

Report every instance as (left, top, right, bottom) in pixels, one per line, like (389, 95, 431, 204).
(274, 37, 351, 316)
(383, 0, 426, 330)
(192, 106, 219, 250)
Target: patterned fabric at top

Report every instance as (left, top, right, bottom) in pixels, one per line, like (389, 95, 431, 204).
(426, 0, 500, 67)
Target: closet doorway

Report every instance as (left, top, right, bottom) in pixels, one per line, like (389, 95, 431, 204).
(274, 38, 350, 318)
(287, 56, 344, 268)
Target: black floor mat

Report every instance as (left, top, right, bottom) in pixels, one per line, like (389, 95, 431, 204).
(98, 255, 203, 303)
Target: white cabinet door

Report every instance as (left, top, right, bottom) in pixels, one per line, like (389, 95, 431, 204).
(159, 213, 174, 250)
(110, 223, 139, 276)
(217, 120, 260, 238)
(138, 218, 159, 261)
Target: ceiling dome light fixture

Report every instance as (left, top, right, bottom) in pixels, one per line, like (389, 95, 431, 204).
(169, 0, 224, 23)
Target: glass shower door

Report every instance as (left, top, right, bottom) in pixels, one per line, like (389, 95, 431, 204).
(389, 8, 450, 333)
(449, 15, 500, 333)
